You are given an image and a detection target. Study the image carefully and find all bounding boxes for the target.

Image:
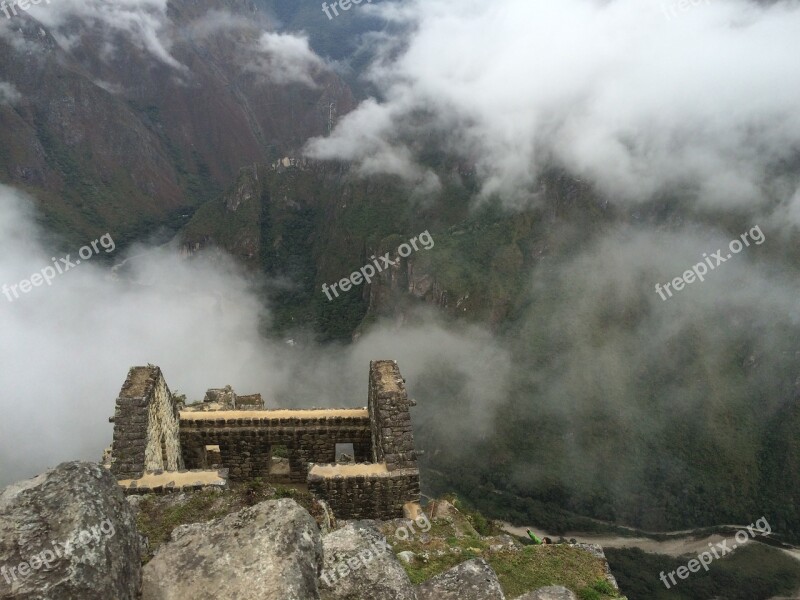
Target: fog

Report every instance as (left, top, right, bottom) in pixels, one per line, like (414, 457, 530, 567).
(306, 0, 800, 213)
(1, 0, 330, 88)
(501, 222, 800, 500)
(0, 185, 509, 486)
(2, 0, 800, 537)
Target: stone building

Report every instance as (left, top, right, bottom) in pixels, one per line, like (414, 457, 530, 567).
(107, 360, 420, 520)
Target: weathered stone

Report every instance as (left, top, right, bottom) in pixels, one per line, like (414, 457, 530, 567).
(320, 522, 416, 600)
(109, 362, 421, 521)
(415, 558, 505, 600)
(308, 468, 420, 521)
(110, 366, 184, 479)
(397, 551, 415, 563)
(141, 499, 322, 600)
(0, 462, 141, 600)
(515, 586, 577, 600)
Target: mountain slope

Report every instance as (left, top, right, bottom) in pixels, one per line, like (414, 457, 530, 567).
(0, 0, 355, 247)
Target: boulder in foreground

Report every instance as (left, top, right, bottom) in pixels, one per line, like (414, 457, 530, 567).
(516, 586, 578, 600)
(415, 557, 505, 600)
(142, 498, 322, 600)
(320, 521, 416, 600)
(0, 461, 141, 600)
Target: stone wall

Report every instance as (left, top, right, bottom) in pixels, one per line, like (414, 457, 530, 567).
(307, 466, 420, 520)
(180, 410, 373, 482)
(109, 366, 184, 479)
(368, 360, 418, 472)
(235, 394, 264, 409)
(144, 371, 184, 472)
(109, 361, 422, 521)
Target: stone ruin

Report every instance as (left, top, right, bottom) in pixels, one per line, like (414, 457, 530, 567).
(191, 386, 265, 412)
(107, 360, 420, 520)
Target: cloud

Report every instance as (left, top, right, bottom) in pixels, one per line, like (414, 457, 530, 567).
(495, 220, 800, 506)
(0, 2, 332, 96)
(0, 184, 279, 485)
(17, 0, 182, 69)
(306, 0, 800, 213)
(247, 31, 326, 87)
(3, 180, 795, 525)
(303, 96, 443, 192)
(0, 81, 21, 104)
(178, 11, 329, 87)
(179, 9, 255, 39)
(0, 184, 507, 487)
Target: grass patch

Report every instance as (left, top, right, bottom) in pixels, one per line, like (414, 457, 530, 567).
(135, 490, 230, 562)
(488, 546, 621, 599)
(380, 505, 621, 598)
(134, 482, 320, 563)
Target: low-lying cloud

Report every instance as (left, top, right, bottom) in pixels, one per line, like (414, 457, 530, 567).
(0, 184, 508, 487)
(1, 2, 331, 88)
(0, 81, 20, 104)
(19, 0, 182, 70)
(497, 221, 800, 517)
(306, 0, 800, 214)
(249, 31, 326, 87)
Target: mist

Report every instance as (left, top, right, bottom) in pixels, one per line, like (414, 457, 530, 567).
(306, 0, 800, 213)
(0, 0, 333, 89)
(2, 0, 800, 541)
(0, 184, 509, 487)
(504, 223, 800, 501)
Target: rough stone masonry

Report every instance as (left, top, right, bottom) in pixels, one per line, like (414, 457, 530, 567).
(107, 360, 421, 520)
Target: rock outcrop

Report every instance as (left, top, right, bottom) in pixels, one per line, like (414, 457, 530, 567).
(0, 462, 141, 600)
(515, 586, 578, 600)
(415, 557, 506, 600)
(0, 462, 624, 600)
(142, 498, 322, 600)
(570, 543, 619, 591)
(320, 522, 416, 600)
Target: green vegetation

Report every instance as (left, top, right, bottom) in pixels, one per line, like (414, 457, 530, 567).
(575, 578, 619, 600)
(489, 547, 620, 599)
(380, 500, 623, 599)
(133, 484, 622, 598)
(135, 490, 230, 562)
(271, 446, 289, 459)
(134, 482, 321, 563)
(180, 163, 800, 551)
(591, 578, 617, 594)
